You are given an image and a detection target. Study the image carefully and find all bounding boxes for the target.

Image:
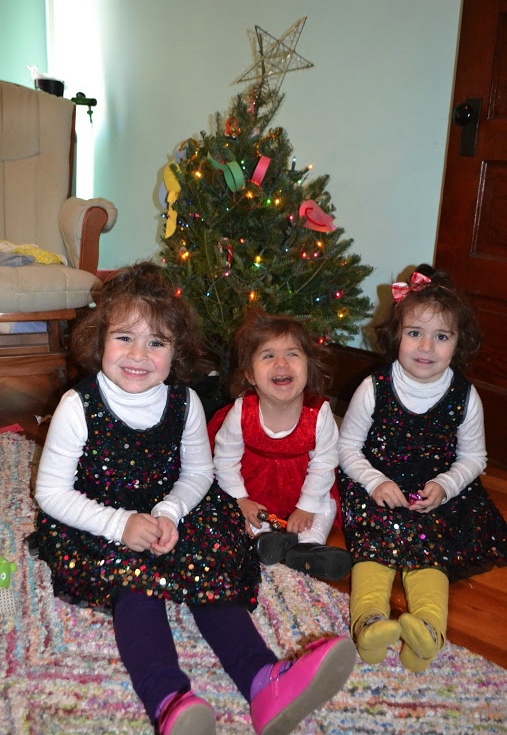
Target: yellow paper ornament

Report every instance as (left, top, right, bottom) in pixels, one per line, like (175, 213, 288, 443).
(163, 162, 181, 238)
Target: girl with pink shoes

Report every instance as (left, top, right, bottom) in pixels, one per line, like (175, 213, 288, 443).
(34, 262, 355, 735)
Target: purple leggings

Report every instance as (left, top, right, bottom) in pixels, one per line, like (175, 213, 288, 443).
(112, 591, 278, 722)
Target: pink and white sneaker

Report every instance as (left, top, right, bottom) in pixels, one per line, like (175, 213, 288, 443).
(157, 690, 216, 735)
(250, 636, 356, 735)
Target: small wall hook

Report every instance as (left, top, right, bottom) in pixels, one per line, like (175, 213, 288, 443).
(71, 91, 98, 123)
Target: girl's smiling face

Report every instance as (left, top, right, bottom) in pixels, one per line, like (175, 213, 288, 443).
(247, 334, 308, 407)
(102, 313, 175, 393)
(398, 305, 458, 383)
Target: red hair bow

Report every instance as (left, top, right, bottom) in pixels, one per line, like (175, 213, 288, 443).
(391, 271, 432, 302)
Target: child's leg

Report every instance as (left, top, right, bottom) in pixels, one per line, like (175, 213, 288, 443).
(253, 517, 300, 566)
(298, 502, 337, 544)
(191, 602, 356, 735)
(350, 561, 401, 664)
(256, 501, 351, 580)
(399, 567, 449, 672)
(285, 501, 351, 580)
(254, 502, 337, 546)
(190, 603, 278, 700)
(113, 591, 188, 720)
(113, 590, 214, 733)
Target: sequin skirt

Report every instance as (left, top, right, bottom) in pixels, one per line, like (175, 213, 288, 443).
(37, 483, 260, 610)
(339, 474, 507, 582)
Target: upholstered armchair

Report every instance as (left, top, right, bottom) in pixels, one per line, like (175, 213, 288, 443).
(0, 80, 117, 383)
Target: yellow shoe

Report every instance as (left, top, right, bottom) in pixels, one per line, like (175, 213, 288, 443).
(350, 562, 398, 664)
(399, 612, 439, 672)
(399, 642, 434, 673)
(399, 612, 438, 658)
(356, 616, 401, 664)
(399, 568, 448, 672)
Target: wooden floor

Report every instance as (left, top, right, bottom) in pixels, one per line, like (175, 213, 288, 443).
(1, 374, 506, 669)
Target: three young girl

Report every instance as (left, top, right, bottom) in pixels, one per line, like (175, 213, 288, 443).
(338, 264, 507, 672)
(34, 255, 505, 735)
(209, 309, 352, 582)
(34, 262, 356, 735)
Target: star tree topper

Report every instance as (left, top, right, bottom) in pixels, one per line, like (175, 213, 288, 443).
(233, 17, 314, 94)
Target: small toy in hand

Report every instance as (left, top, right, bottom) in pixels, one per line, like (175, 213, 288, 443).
(257, 509, 288, 532)
(409, 492, 422, 505)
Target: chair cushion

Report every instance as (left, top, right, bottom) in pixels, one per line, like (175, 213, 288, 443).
(0, 263, 101, 312)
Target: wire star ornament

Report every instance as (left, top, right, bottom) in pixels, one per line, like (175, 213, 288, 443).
(233, 17, 314, 95)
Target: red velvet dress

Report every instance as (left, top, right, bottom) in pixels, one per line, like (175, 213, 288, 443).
(208, 392, 342, 525)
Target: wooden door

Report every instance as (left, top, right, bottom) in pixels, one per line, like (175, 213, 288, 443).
(435, 0, 507, 467)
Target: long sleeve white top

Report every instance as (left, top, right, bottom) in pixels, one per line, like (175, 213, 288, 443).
(213, 397, 338, 514)
(338, 360, 487, 502)
(35, 372, 214, 542)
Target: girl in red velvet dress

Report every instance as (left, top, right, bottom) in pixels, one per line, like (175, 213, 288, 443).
(209, 309, 351, 581)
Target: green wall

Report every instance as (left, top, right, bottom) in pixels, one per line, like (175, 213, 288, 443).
(0, 0, 46, 86)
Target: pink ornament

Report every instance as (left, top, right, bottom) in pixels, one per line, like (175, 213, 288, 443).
(299, 200, 336, 232)
(251, 155, 271, 185)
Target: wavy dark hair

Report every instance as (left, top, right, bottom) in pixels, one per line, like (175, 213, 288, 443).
(71, 260, 205, 382)
(229, 308, 330, 399)
(374, 263, 481, 372)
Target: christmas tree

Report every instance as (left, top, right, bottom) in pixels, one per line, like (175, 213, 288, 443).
(159, 20, 373, 364)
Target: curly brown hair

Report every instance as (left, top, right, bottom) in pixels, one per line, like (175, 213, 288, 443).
(228, 307, 330, 399)
(70, 260, 205, 382)
(374, 263, 481, 372)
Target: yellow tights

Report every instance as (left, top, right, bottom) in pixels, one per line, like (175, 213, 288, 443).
(399, 567, 449, 672)
(350, 562, 400, 664)
(350, 562, 448, 671)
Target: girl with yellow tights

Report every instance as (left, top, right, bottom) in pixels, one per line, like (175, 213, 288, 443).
(338, 264, 507, 672)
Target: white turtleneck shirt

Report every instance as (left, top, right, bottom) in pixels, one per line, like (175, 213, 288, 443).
(35, 372, 214, 543)
(337, 360, 487, 502)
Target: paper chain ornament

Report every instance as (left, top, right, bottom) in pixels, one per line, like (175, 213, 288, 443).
(163, 163, 181, 238)
(299, 200, 336, 232)
(251, 155, 271, 185)
(207, 153, 245, 193)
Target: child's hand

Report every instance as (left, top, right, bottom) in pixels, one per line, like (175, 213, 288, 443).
(122, 513, 161, 552)
(151, 515, 179, 556)
(371, 481, 409, 509)
(409, 481, 445, 513)
(237, 497, 266, 537)
(286, 508, 314, 534)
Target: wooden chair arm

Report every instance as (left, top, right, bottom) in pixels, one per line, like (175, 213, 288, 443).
(78, 206, 109, 274)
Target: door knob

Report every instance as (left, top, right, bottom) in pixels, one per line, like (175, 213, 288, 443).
(452, 98, 481, 156)
(452, 103, 474, 126)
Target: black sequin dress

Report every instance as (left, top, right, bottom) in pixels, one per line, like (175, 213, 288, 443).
(37, 375, 260, 610)
(338, 366, 507, 583)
